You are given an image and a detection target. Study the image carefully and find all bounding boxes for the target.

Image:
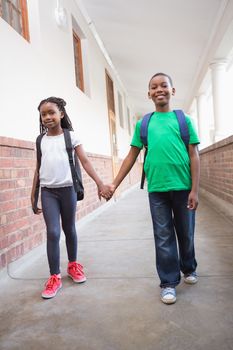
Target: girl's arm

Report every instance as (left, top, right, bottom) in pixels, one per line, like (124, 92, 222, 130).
(31, 162, 42, 214)
(75, 145, 112, 199)
(188, 144, 200, 210)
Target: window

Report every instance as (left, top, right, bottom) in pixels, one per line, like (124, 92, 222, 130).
(118, 92, 124, 128)
(0, 0, 29, 41)
(73, 31, 84, 92)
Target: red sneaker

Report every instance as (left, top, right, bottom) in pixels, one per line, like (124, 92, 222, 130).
(67, 262, 87, 283)
(41, 274, 62, 299)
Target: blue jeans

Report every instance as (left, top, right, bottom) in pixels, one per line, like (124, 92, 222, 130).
(41, 186, 77, 275)
(148, 190, 197, 288)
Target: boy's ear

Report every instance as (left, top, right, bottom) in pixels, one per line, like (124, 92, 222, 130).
(172, 87, 176, 96)
(148, 91, 152, 99)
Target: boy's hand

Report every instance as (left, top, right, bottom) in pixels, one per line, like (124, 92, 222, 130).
(99, 184, 116, 201)
(187, 191, 199, 210)
(98, 184, 115, 200)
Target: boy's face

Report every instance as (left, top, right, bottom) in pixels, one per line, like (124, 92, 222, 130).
(148, 75, 175, 109)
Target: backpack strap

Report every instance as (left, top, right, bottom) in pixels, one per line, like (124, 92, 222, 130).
(173, 109, 190, 147)
(63, 128, 78, 192)
(36, 134, 44, 168)
(140, 112, 154, 146)
(140, 112, 154, 189)
(63, 128, 83, 195)
(33, 133, 44, 213)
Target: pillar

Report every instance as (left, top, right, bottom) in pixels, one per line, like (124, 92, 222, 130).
(196, 93, 211, 148)
(210, 60, 228, 142)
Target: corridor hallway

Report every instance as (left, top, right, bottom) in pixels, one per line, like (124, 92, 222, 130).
(0, 187, 233, 350)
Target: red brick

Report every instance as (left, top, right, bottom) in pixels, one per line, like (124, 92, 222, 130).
(200, 137, 233, 207)
(0, 158, 14, 168)
(0, 169, 12, 179)
(0, 253, 6, 269)
(0, 179, 15, 191)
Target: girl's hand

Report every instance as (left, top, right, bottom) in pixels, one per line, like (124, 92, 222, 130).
(187, 191, 199, 210)
(32, 207, 43, 215)
(34, 208, 42, 215)
(31, 197, 42, 215)
(100, 184, 115, 201)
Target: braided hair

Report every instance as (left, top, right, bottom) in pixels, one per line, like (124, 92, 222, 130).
(38, 97, 73, 134)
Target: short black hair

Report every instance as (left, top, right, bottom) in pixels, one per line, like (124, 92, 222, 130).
(149, 73, 173, 88)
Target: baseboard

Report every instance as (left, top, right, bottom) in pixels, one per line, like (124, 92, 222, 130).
(200, 188, 233, 223)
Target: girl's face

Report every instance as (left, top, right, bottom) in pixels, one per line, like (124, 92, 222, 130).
(40, 102, 64, 130)
(148, 75, 175, 109)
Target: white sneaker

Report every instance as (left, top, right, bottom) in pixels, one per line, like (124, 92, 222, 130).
(160, 287, 176, 304)
(184, 272, 198, 284)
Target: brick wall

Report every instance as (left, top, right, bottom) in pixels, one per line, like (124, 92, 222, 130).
(0, 136, 141, 270)
(200, 135, 233, 205)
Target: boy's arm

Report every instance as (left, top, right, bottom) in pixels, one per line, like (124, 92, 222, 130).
(112, 146, 141, 190)
(188, 144, 200, 210)
(75, 145, 112, 199)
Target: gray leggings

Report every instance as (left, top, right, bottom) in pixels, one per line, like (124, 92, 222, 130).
(41, 186, 77, 275)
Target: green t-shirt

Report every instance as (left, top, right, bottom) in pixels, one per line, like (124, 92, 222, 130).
(131, 111, 200, 192)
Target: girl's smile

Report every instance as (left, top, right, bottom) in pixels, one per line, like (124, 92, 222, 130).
(40, 102, 64, 134)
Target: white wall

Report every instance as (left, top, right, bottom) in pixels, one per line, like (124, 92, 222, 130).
(0, 0, 134, 156)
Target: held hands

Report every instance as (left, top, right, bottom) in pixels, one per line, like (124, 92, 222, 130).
(97, 183, 116, 201)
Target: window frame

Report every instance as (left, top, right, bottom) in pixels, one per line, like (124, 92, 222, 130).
(0, 0, 30, 41)
(73, 30, 85, 92)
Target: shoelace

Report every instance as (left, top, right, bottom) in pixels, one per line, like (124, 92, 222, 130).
(45, 275, 59, 290)
(162, 288, 175, 296)
(185, 272, 197, 278)
(69, 263, 83, 274)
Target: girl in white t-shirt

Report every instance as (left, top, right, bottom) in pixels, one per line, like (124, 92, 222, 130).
(31, 97, 111, 299)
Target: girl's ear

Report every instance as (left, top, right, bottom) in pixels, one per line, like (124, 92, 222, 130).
(172, 87, 176, 96)
(60, 112, 64, 119)
(148, 91, 152, 99)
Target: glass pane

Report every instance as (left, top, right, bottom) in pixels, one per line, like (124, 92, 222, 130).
(11, 0, 20, 8)
(1, 0, 11, 23)
(73, 36, 83, 89)
(12, 7, 21, 34)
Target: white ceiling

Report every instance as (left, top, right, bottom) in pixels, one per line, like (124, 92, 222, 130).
(77, 0, 233, 116)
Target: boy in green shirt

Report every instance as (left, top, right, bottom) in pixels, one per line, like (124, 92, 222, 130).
(102, 73, 200, 305)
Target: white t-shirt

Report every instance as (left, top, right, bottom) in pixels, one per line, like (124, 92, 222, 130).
(39, 131, 81, 188)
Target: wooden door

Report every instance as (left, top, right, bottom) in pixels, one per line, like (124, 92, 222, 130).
(105, 70, 118, 177)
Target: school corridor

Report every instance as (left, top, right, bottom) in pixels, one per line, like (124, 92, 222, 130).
(0, 186, 233, 350)
(1, 2, 233, 348)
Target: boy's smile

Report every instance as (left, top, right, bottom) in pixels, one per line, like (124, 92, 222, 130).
(148, 75, 175, 112)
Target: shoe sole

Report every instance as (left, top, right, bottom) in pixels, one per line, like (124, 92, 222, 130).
(184, 279, 198, 285)
(41, 284, 62, 299)
(67, 274, 87, 283)
(161, 297, 176, 305)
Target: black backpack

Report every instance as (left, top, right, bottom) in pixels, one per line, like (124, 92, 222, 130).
(33, 129, 84, 213)
(139, 109, 190, 189)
